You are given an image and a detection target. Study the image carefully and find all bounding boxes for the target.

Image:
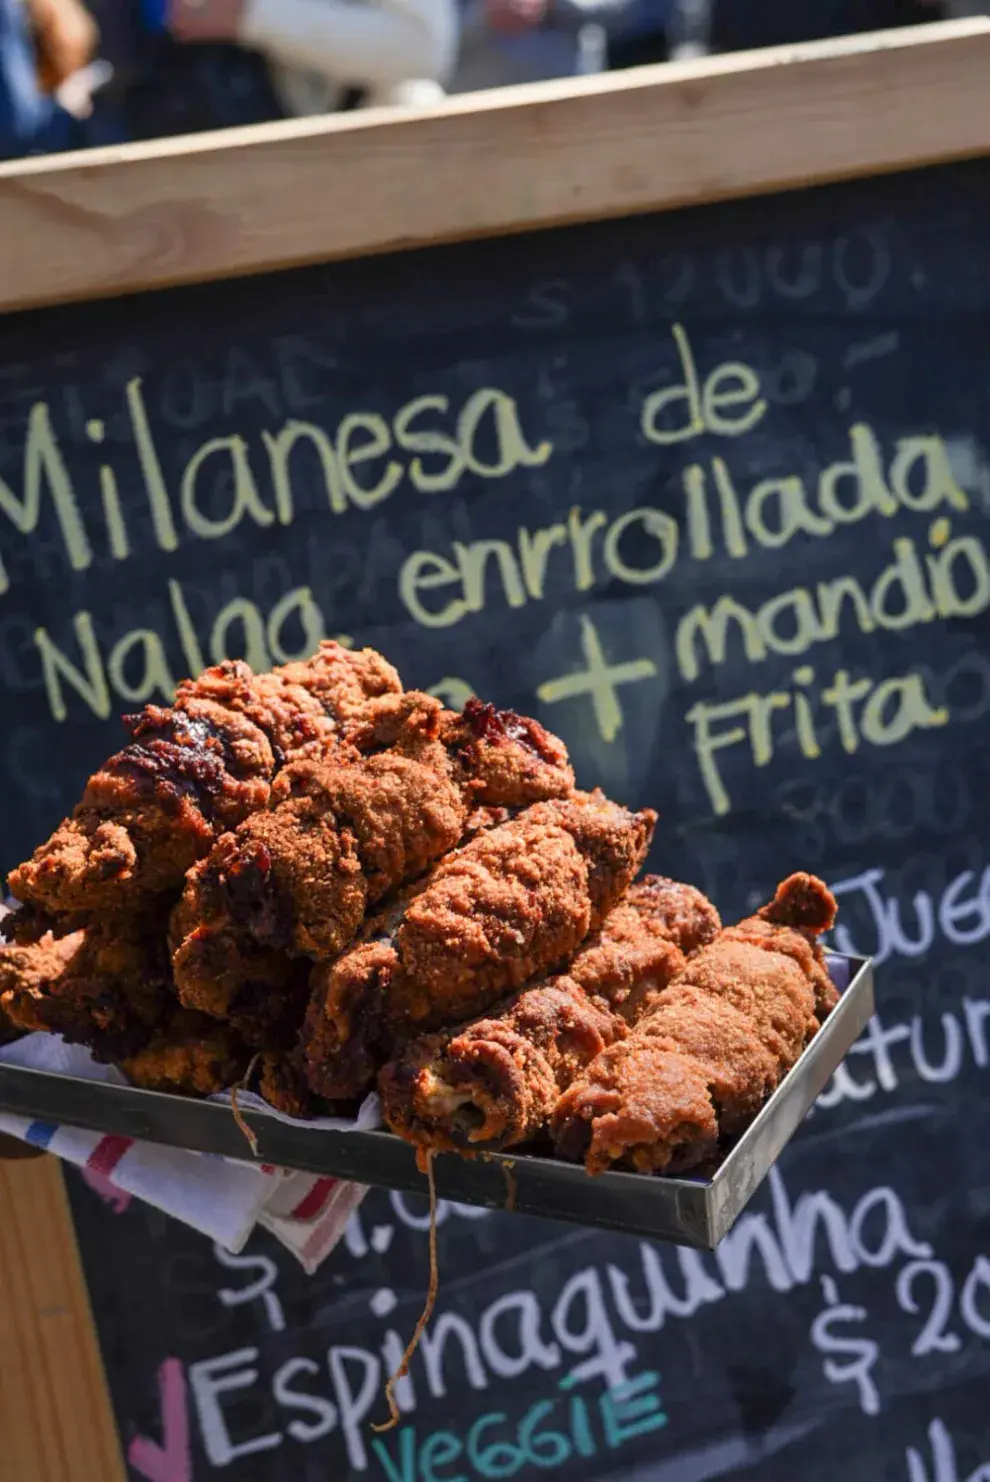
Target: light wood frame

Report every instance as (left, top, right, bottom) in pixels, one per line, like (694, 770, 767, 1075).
(0, 17, 988, 314)
(1, 19, 989, 1481)
(0, 1156, 127, 1482)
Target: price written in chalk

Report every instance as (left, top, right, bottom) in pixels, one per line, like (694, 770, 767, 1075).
(810, 1252, 990, 1418)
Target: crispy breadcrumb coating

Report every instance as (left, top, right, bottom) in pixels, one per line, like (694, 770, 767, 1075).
(8, 644, 398, 915)
(258, 1048, 328, 1119)
(170, 693, 576, 1044)
(120, 1011, 250, 1095)
(379, 876, 719, 1155)
(304, 792, 656, 1101)
(550, 873, 838, 1175)
(0, 912, 175, 1061)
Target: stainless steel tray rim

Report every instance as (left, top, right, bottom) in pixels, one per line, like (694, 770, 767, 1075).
(0, 955, 875, 1250)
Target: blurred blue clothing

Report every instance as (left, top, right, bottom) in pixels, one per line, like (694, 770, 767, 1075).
(0, 0, 87, 158)
(607, 0, 671, 43)
(118, 37, 283, 138)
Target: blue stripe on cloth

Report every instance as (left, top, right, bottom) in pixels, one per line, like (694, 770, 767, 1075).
(24, 1121, 57, 1148)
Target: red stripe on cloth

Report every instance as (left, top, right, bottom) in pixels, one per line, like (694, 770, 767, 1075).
(87, 1135, 134, 1177)
(290, 1177, 338, 1221)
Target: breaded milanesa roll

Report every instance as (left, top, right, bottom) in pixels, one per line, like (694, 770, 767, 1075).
(727, 871, 840, 1021)
(0, 917, 250, 1093)
(0, 911, 176, 1062)
(170, 694, 575, 1028)
(379, 877, 720, 1155)
(550, 873, 837, 1175)
(8, 643, 399, 915)
(304, 791, 656, 1101)
(120, 1010, 250, 1095)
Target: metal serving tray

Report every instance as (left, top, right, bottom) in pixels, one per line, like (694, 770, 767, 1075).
(0, 955, 873, 1250)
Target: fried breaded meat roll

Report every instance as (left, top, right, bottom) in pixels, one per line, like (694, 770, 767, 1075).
(8, 643, 399, 914)
(304, 791, 656, 1101)
(119, 1010, 250, 1096)
(0, 910, 177, 1062)
(550, 873, 838, 1176)
(0, 912, 252, 1093)
(380, 877, 720, 1156)
(170, 693, 576, 1018)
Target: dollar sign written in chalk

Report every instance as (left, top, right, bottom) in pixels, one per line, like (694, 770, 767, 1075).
(810, 1275, 881, 1416)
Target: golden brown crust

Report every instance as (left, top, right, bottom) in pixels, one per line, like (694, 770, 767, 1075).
(725, 915, 839, 1021)
(392, 822, 591, 1021)
(120, 1012, 250, 1095)
(9, 700, 277, 914)
(271, 750, 467, 910)
(380, 983, 616, 1154)
(438, 698, 575, 806)
(525, 793, 658, 924)
(0, 930, 86, 1033)
(6, 644, 395, 917)
(551, 873, 836, 1176)
(669, 939, 818, 1074)
(170, 691, 574, 1053)
(258, 1047, 329, 1118)
(169, 723, 464, 1033)
(552, 1041, 720, 1175)
(305, 794, 655, 1101)
(379, 873, 717, 1154)
(175, 806, 366, 967)
(304, 936, 406, 1103)
(637, 987, 778, 1135)
(572, 877, 719, 1026)
(0, 913, 175, 1061)
(176, 661, 341, 764)
(170, 915, 298, 1022)
(759, 871, 837, 934)
(0, 904, 92, 946)
(277, 641, 402, 726)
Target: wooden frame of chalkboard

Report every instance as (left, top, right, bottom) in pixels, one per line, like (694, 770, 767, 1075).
(0, 957, 874, 1249)
(0, 17, 988, 317)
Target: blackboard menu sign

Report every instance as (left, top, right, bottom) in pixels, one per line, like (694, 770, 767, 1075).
(3, 160, 990, 889)
(2, 24, 990, 1482)
(66, 1132, 990, 1482)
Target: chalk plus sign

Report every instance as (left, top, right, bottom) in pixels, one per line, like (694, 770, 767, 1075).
(537, 613, 657, 742)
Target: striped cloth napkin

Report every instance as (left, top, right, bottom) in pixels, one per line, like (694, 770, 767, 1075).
(0, 1032, 371, 1273)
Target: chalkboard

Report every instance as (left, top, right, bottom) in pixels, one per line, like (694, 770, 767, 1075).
(7, 152, 990, 1479)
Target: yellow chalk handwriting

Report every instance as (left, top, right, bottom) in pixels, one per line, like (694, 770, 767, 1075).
(0, 400, 90, 596)
(181, 435, 276, 539)
(0, 382, 554, 597)
(35, 610, 112, 722)
(686, 664, 949, 816)
(640, 323, 768, 446)
(675, 528, 990, 682)
(399, 505, 683, 629)
(33, 580, 327, 722)
(537, 613, 657, 743)
(680, 425, 968, 562)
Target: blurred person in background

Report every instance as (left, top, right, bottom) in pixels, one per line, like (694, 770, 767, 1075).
(165, 0, 455, 115)
(0, 0, 102, 156)
(450, 0, 639, 89)
(606, 0, 673, 67)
